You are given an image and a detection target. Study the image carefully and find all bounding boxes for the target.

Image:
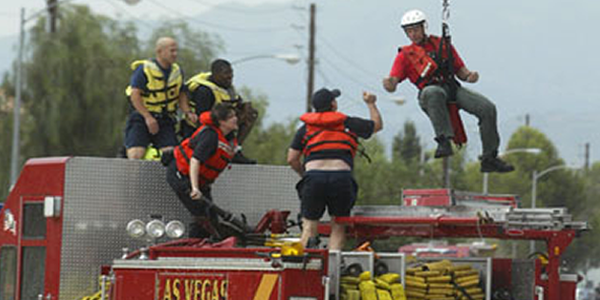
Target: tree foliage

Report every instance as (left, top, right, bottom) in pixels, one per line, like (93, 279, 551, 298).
(392, 121, 422, 164)
(239, 87, 298, 165)
(0, 4, 222, 199)
(0, 87, 13, 198)
(16, 5, 141, 158)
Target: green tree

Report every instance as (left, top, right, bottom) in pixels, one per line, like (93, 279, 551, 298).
(240, 88, 298, 165)
(392, 121, 422, 164)
(461, 126, 593, 266)
(354, 137, 393, 204)
(0, 87, 14, 200)
(0, 5, 225, 199)
(504, 126, 583, 211)
(462, 126, 566, 204)
(564, 162, 600, 271)
(10, 5, 140, 158)
(145, 21, 224, 76)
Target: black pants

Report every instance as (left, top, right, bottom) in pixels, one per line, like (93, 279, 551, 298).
(166, 160, 218, 238)
(166, 160, 213, 216)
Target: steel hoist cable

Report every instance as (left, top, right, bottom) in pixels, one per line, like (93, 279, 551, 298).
(442, 0, 450, 22)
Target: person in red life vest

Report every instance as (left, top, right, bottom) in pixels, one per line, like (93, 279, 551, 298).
(166, 104, 238, 238)
(287, 88, 383, 250)
(382, 9, 514, 173)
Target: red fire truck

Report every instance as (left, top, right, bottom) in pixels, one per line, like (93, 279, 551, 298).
(0, 157, 589, 300)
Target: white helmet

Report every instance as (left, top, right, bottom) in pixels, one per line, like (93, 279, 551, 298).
(401, 9, 427, 27)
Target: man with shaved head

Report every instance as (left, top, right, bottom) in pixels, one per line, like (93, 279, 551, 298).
(124, 37, 196, 159)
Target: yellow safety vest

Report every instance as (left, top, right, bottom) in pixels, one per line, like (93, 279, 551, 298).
(186, 72, 240, 112)
(125, 59, 183, 114)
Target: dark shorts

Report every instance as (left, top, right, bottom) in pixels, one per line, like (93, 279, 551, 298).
(124, 111, 178, 149)
(166, 160, 212, 217)
(178, 120, 197, 141)
(296, 170, 358, 220)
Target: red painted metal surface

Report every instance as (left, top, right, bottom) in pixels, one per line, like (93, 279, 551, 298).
(0, 157, 69, 300)
(253, 210, 291, 234)
(491, 259, 513, 293)
(401, 188, 518, 207)
(112, 247, 328, 300)
(402, 189, 453, 206)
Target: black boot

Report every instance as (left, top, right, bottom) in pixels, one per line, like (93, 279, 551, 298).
(231, 151, 257, 164)
(188, 218, 211, 239)
(434, 136, 453, 158)
(480, 155, 515, 173)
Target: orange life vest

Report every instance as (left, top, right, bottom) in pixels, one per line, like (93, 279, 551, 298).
(404, 36, 467, 146)
(300, 112, 358, 157)
(174, 112, 237, 186)
(402, 35, 450, 89)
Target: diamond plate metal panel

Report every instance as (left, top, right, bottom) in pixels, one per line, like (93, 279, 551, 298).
(59, 157, 302, 300)
(211, 164, 303, 225)
(511, 259, 535, 300)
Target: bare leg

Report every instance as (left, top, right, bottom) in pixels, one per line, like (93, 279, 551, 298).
(300, 218, 319, 247)
(126, 147, 145, 159)
(328, 220, 346, 251)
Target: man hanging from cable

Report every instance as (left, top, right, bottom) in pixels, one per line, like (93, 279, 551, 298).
(382, 8, 514, 173)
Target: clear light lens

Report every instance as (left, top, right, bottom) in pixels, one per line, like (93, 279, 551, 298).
(126, 219, 146, 238)
(165, 220, 185, 239)
(146, 219, 165, 239)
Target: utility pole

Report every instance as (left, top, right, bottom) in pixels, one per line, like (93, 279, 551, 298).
(443, 157, 450, 188)
(585, 143, 590, 171)
(10, 8, 25, 188)
(525, 114, 530, 126)
(306, 3, 316, 113)
(47, 0, 58, 33)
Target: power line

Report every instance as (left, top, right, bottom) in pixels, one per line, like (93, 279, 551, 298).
(316, 65, 332, 86)
(318, 35, 381, 79)
(319, 54, 381, 93)
(185, 0, 291, 15)
(145, 0, 290, 33)
(105, 0, 155, 28)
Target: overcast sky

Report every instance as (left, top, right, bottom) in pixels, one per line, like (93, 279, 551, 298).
(0, 0, 289, 38)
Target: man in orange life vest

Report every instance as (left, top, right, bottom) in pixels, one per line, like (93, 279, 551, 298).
(166, 104, 238, 238)
(383, 9, 514, 173)
(287, 88, 383, 250)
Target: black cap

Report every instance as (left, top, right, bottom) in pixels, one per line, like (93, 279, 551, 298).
(311, 88, 341, 111)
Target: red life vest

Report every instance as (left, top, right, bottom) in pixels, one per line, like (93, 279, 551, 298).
(403, 36, 468, 146)
(402, 35, 450, 89)
(174, 112, 237, 186)
(300, 111, 358, 157)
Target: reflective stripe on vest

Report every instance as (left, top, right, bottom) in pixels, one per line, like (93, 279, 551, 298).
(125, 59, 183, 114)
(300, 111, 358, 157)
(186, 72, 241, 111)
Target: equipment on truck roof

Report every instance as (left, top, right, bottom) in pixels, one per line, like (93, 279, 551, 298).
(0, 157, 589, 300)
